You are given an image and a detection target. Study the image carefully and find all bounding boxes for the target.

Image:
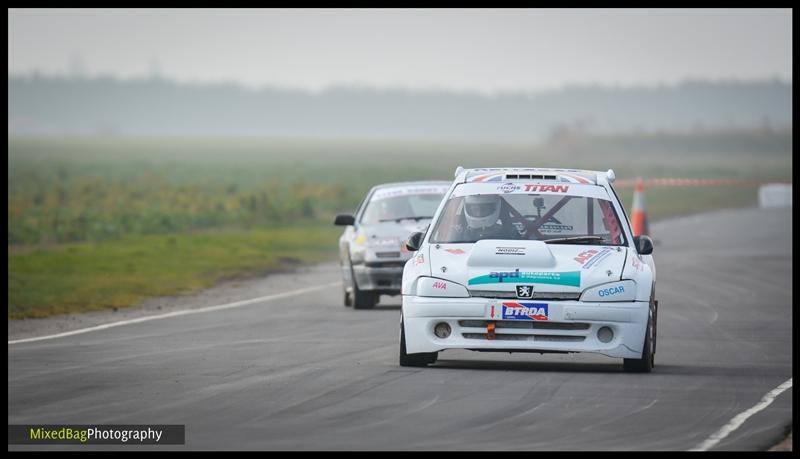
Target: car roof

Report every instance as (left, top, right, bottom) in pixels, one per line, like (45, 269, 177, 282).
(455, 167, 615, 186)
(371, 180, 452, 190)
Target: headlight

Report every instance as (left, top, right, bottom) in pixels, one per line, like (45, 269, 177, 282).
(350, 245, 367, 264)
(580, 280, 637, 302)
(415, 277, 469, 298)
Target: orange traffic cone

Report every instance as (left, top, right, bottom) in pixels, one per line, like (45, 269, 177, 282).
(631, 178, 649, 237)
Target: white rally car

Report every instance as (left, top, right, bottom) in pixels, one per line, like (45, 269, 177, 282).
(400, 168, 657, 372)
(335, 181, 450, 309)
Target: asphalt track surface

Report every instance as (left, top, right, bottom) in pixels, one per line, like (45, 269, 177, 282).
(8, 207, 792, 451)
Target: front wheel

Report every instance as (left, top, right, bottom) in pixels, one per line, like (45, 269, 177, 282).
(343, 284, 352, 307)
(341, 253, 353, 307)
(347, 257, 375, 309)
(623, 313, 655, 373)
(352, 283, 376, 309)
(399, 315, 437, 367)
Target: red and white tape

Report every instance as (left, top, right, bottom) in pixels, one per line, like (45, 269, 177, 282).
(614, 178, 792, 188)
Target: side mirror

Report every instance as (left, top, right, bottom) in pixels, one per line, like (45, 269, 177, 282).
(633, 235, 654, 255)
(405, 232, 424, 252)
(334, 214, 355, 226)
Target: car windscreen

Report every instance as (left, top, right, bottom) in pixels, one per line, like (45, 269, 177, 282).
(360, 186, 448, 225)
(429, 186, 627, 245)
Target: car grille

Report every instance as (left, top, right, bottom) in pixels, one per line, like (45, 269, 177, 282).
(375, 251, 401, 258)
(459, 320, 589, 343)
(461, 333, 585, 342)
(458, 320, 590, 330)
(469, 290, 581, 301)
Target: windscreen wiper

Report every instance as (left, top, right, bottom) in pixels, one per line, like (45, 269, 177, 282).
(379, 216, 433, 222)
(543, 235, 607, 244)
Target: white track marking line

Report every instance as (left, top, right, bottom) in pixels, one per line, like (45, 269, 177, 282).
(8, 281, 341, 345)
(690, 378, 793, 451)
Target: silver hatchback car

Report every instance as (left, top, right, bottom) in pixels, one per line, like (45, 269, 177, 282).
(334, 181, 450, 309)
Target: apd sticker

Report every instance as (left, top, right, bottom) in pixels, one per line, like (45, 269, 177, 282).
(469, 269, 580, 287)
(501, 302, 549, 321)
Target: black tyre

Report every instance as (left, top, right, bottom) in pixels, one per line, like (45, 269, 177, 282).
(342, 256, 352, 307)
(399, 315, 437, 367)
(346, 256, 375, 309)
(623, 312, 655, 373)
(351, 270, 376, 310)
(343, 283, 352, 307)
(352, 284, 376, 309)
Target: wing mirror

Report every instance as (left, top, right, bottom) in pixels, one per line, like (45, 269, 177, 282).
(334, 214, 355, 226)
(633, 235, 654, 255)
(405, 232, 424, 252)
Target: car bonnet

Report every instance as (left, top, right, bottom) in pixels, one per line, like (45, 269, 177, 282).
(427, 239, 628, 294)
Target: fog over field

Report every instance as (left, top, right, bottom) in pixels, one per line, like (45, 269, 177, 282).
(7, 75, 791, 141)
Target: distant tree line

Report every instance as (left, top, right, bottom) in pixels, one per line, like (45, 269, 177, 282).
(7, 75, 792, 141)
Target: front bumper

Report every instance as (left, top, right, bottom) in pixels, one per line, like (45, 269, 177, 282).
(353, 264, 404, 293)
(402, 295, 649, 359)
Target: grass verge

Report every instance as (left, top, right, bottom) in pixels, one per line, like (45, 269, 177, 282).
(8, 224, 341, 319)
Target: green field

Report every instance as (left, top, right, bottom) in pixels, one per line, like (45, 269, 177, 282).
(8, 133, 792, 319)
(8, 225, 340, 319)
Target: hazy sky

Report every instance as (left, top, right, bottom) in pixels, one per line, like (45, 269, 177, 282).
(8, 8, 792, 94)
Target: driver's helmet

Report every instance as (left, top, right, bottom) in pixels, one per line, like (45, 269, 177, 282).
(464, 194, 501, 230)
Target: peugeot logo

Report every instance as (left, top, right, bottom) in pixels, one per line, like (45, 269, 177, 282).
(515, 285, 534, 299)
